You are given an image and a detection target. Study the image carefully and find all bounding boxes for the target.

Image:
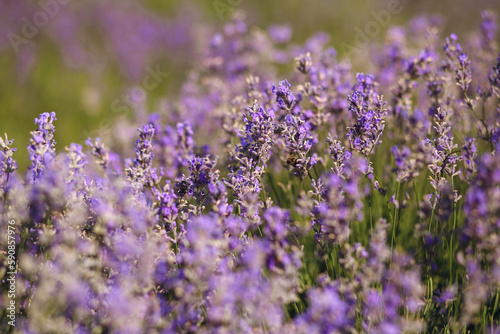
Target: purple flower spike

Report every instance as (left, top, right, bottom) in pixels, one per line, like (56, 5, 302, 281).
(456, 53, 471, 93)
(347, 75, 387, 156)
(27, 112, 57, 183)
(273, 80, 297, 111)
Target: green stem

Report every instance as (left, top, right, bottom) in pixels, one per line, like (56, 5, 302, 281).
(492, 288, 500, 329)
(428, 208, 435, 233)
(291, 182, 297, 205)
(465, 93, 493, 151)
(259, 176, 268, 208)
(313, 165, 320, 179)
(449, 176, 457, 284)
(413, 180, 420, 212)
(368, 193, 373, 232)
(257, 225, 263, 237)
(371, 172, 394, 224)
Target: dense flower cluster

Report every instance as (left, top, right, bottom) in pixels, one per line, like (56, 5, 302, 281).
(2, 10, 500, 334)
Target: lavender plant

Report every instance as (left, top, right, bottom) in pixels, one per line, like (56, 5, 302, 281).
(2, 10, 500, 334)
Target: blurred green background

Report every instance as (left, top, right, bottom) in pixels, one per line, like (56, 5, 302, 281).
(0, 0, 499, 170)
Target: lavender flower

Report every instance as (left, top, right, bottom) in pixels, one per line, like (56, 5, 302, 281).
(295, 52, 313, 75)
(462, 137, 477, 183)
(443, 34, 462, 64)
(238, 102, 276, 166)
(176, 122, 194, 168)
(391, 145, 419, 182)
(208, 181, 233, 217)
(153, 182, 178, 230)
(268, 24, 292, 44)
(225, 102, 275, 226)
(281, 113, 318, 179)
(293, 283, 355, 333)
(423, 107, 461, 210)
(347, 74, 387, 155)
(27, 112, 57, 183)
(273, 80, 297, 111)
(187, 155, 220, 202)
(479, 10, 498, 53)
(347, 97, 388, 155)
(0, 134, 17, 189)
(85, 137, 110, 171)
(311, 158, 366, 245)
(462, 151, 500, 252)
(125, 124, 159, 189)
(456, 53, 472, 93)
(489, 53, 500, 98)
(326, 133, 352, 176)
(425, 75, 445, 115)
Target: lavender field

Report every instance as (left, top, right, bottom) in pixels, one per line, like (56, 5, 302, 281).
(1, 1, 500, 333)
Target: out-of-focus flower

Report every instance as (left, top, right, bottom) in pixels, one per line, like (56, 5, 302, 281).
(273, 80, 297, 111)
